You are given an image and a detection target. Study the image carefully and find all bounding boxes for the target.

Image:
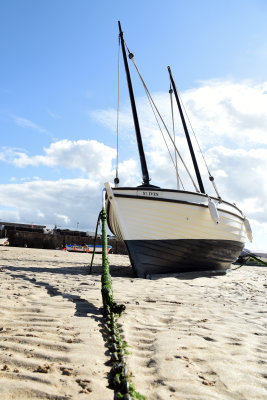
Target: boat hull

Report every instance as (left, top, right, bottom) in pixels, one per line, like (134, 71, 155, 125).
(105, 183, 248, 278)
(125, 238, 244, 278)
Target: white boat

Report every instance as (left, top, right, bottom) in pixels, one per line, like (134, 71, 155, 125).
(105, 22, 252, 278)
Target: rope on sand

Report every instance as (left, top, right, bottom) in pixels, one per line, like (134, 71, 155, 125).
(232, 253, 267, 270)
(90, 208, 145, 400)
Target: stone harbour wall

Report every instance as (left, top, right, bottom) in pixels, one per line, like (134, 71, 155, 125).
(7, 231, 128, 255)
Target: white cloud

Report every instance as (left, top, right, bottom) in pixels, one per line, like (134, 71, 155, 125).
(2, 139, 117, 179)
(182, 80, 267, 146)
(115, 159, 140, 187)
(0, 149, 140, 231)
(47, 109, 61, 119)
(55, 213, 70, 225)
(11, 115, 47, 133)
(248, 220, 267, 251)
(0, 179, 101, 230)
(90, 106, 133, 134)
(206, 146, 267, 215)
(10, 176, 41, 182)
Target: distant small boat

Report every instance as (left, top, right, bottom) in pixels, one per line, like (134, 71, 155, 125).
(65, 244, 112, 253)
(0, 238, 9, 246)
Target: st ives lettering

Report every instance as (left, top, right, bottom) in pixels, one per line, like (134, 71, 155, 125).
(142, 192, 159, 197)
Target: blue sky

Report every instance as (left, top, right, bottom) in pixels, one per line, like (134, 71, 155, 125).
(0, 0, 267, 249)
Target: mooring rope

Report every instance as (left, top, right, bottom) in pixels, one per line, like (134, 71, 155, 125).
(89, 211, 102, 274)
(90, 208, 145, 400)
(232, 253, 267, 270)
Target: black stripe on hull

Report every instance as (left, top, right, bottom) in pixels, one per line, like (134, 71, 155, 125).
(124, 239, 244, 278)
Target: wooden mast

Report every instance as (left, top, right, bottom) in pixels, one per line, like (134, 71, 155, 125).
(118, 21, 150, 186)
(168, 66, 205, 194)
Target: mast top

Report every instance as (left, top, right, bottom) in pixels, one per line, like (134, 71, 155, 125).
(118, 20, 122, 35)
(118, 21, 151, 187)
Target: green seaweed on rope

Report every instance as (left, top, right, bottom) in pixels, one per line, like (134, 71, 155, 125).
(90, 207, 145, 400)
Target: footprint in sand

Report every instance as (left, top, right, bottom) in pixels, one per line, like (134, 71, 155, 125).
(76, 378, 92, 393)
(34, 364, 51, 373)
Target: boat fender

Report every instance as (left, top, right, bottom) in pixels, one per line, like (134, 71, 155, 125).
(208, 198, 220, 224)
(244, 217, 253, 242)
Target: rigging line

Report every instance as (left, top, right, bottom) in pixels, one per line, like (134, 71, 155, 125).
(129, 54, 199, 192)
(169, 87, 181, 190)
(179, 92, 210, 173)
(142, 79, 179, 178)
(178, 91, 221, 198)
(124, 42, 178, 182)
(134, 58, 198, 191)
(115, 35, 121, 185)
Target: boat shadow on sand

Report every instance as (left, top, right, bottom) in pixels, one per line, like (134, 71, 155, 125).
(89, 264, 230, 280)
(1, 265, 102, 320)
(147, 269, 230, 280)
(2, 262, 230, 286)
(90, 263, 135, 278)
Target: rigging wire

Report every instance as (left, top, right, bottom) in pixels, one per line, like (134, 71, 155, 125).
(122, 45, 178, 176)
(124, 46, 179, 183)
(125, 43, 199, 192)
(169, 87, 182, 190)
(178, 91, 221, 198)
(137, 73, 180, 181)
(115, 35, 121, 186)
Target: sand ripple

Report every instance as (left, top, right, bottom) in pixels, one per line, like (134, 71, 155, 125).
(113, 268, 267, 400)
(0, 247, 266, 400)
(0, 247, 110, 399)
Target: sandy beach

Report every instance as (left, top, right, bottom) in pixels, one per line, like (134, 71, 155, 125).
(0, 246, 266, 400)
